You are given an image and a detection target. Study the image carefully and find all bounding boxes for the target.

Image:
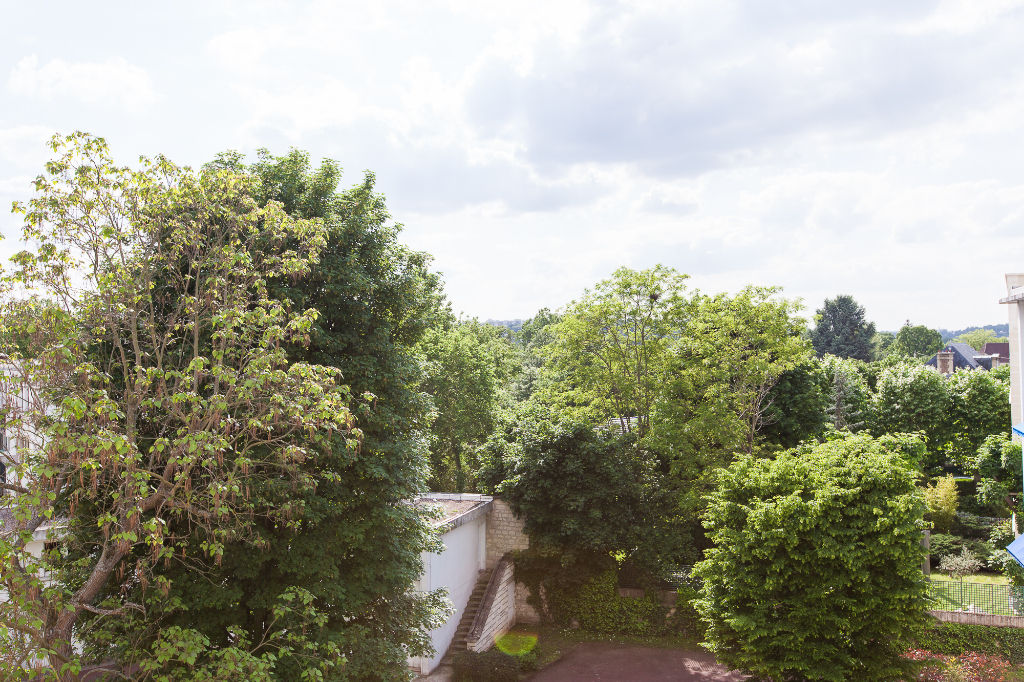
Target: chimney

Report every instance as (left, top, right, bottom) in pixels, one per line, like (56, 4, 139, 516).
(936, 349, 954, 374)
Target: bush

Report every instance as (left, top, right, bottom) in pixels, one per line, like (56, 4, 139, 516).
(915, 621, 1024, 664)
(513, 555, 669, 636)
(573, 570, 662, 636)
(930, 534, 963, 566)
(695, 433, 929, 682)
(925, 476, 959, 534)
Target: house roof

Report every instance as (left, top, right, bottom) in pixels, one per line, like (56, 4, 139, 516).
(926, 342, 992, 371)
(983, 342, 1010, 362)
(414, 493, 493, 534)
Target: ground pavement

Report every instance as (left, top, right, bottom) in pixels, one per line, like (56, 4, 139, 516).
(526, 643, 747, 681)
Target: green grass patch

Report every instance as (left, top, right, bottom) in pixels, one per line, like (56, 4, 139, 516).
(931, 573, 1009, 585)
(495, 630, 538, 656)
(927, 576, 1020, 615)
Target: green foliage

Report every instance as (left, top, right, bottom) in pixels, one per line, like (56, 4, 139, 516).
(572, 571, 663, 636)
(652, 286, 810, 460)
(945, 369, 1010, 469)
(939, 548, 982, 580)
(501, 421, 672, 567)
(542, 265, 690, 436)
(809, 294, 876, 361)
(418, 318, 520, 491)
(891, 322, 944, 359)
(132, 147, 452, 681)
(871, 360, 952, 469)
(953, 328, 1008, 351)
(1, 134, 359, 676)
(925, 476, 960, 534)
(929, 534, 963, 566)
(915, 622, 1024, 665)
(694, 433, 929, 682)
(820, 355, 872, 432)
(760, 356, 829, 449)
(972, 435, 1021, 516)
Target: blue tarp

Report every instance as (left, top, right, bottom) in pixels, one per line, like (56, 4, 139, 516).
(1008, 533, 1024, 569)
(1014, 423, 1024, 439)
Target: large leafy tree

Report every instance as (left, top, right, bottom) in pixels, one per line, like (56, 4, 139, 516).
(648, 287, 810, 564)
(954, 328, 1007, 351)
(652, 287, 810, 461)
(809, 295, 876, 361)
(891, 321, 943, 358)
(541, 265, 690, 436)
(418, 318, 519, 492)
(870, 361, 952, 470)
(144, 149, 449, 681)
(945, 368, 1010, 470)
(695, 433, 929, 682)
(0, 134, 354, 678)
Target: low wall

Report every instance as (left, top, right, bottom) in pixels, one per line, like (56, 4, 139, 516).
(467, 554, 516, 652)
(930, 610, 1024, 628)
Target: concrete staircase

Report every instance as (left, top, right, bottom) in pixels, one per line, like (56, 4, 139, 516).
(440, 568, 493, 667)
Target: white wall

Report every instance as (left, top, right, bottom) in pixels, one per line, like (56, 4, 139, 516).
(410, 509, 487, 675)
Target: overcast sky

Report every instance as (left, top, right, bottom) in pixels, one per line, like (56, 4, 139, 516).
(2, 1, 1023, 331)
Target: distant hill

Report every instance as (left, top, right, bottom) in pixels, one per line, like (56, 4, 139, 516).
(938, 323, 1009, 342)
(486, 319, 524, 333)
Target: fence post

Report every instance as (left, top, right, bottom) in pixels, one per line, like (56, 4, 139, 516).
(922, 530, 930, 576)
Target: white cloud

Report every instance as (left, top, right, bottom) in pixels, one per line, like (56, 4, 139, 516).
(8, 55, 157, 112)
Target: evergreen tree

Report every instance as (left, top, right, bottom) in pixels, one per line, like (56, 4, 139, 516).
(809, 295, 876, 361)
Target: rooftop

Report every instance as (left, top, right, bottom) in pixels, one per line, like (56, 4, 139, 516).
(415, 492, 493, 533)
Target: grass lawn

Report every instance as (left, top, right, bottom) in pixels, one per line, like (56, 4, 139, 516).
(927, 574, 1020, 615)
(930, 572, 1009, 585)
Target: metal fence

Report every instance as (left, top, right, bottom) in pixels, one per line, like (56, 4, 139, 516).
(928, 579, 1024, 616)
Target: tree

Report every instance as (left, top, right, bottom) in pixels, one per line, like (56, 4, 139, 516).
(924, 476, 959, 533)
(945, 368, 1010, 469)
(973, 434, 1022, 515)
(0, 134, 354, 677)
(500, 421, 668, 567)
(694, 433, 929, 682)
(418, 318, 519, 492)
(891, 321, 943, 358)
(760, 357, 828, 449)
(820, 355, 871, 432)
(809, 295, 876, 361)
(542, 265, 690, 436)
(144, 148, 449, 680)
(652, 287, 810, 460)
(871, 361, 952, 470)
(954, 328, 1008, 351)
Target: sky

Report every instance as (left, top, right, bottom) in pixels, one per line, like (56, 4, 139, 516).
(2, 0, 1023, 331)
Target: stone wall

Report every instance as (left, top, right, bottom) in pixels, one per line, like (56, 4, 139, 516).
(467, 555, 516, 652)
(485, 498, 528, 569)
(514, 581, 541, 625)
(930, 610, 1024, 628)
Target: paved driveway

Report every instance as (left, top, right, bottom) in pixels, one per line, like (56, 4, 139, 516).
(527, 643, 747, 681)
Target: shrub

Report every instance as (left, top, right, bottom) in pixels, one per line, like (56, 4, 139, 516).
(695, 433, 929, 682)
(930, 534, 964, 566)
(926, 476, 959, 534)
(915, 622, 1024, 664)
(939, 548, 982, 581)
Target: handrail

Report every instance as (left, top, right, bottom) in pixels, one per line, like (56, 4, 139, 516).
(467, 552, 513, 644)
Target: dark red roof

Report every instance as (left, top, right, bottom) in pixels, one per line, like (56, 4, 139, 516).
(983, 342, 1010, 362)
